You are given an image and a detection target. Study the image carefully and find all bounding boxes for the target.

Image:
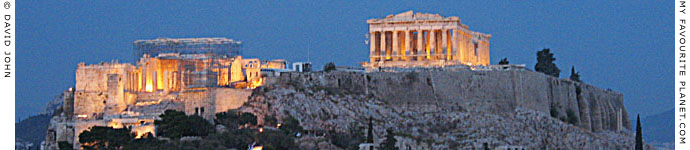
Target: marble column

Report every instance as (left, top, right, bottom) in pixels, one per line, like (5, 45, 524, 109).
(452, 29, 459, 61)
(141, 67, 146, 92)
(392, 31, 399, 61)
(442, 29, 449, 60)
(404, 30, 411, 61)
(417, 30, 423, 61)
(429, 30, 436, 60)
(380, 31, 386, 62)
(152, 71, 157, 91)
(456, 29, 466, 63)
(370, 32, 376, 63)
(163, 71, 169, 93)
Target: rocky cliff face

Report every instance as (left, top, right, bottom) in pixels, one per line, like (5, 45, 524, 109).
(275, 70, 631, 132)
(239, 70, 638, 149)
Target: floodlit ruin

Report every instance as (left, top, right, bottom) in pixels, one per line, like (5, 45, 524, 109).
(38, 11, 635, 150)
(364, 11, 491, 70)
(44, 38, 287, 149)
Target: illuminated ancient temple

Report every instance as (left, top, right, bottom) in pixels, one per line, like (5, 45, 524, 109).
(364, 11, 491, 69)
(66, 38, 285, 148)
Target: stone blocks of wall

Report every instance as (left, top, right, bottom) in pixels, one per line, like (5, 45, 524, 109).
(214, 88, 252, 113)
(180, 90, 215, 120)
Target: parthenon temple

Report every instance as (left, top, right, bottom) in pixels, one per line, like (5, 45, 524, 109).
(365, 11, 491, 69)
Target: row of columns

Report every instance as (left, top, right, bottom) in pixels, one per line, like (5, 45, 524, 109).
(370, 29, 459, 63)
(138, 62, 180, 93)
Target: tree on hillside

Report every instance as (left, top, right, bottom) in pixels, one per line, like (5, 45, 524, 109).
(215, 110, 242, 129)
(380, 129, 398, 150)
(122, 133, 170, 150)
(366, 117, 374, 143)
(498, 57, 509, 65)
(566, 108, 579, 125)
(324, 62, 336, 72)
(187, 115, 215, 136)
(535, 48, 560, 77)
(58, 141, 73, 150)
(239, 112, 258, 127)
(635, 114, 644, 150)
(280, 115, 303, 135)
(78, 126, 134, 150)
(327, 123, 365, 150)
(264, 115, 278, 127)
(155, 110, 213, 139)
(258, 129, 298, 150)
(570, 66, 581, 82)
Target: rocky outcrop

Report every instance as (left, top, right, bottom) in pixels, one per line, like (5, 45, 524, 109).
(42, 89, 75, 150)
(238, 69, 637, 149)
(275, 69, 631, 132)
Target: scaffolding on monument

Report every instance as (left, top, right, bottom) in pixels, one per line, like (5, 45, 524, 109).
(133, 37, 242, 59)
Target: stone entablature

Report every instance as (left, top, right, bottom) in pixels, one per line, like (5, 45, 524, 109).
(365, 11, 491, 70)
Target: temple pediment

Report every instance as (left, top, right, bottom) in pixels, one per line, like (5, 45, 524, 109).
(368, 10, 459, 23)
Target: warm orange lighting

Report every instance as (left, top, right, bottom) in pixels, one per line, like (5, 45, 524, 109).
(110, 122, 122, 128)
(259, 128, 264, 133)
(157, 69, 164, 90)
(135, 131, 153, 139)
(145, 83, 153, 92)
(251, 146, 263, 150)
(137, 69, 142, 91)
(248, 78, 264, 89)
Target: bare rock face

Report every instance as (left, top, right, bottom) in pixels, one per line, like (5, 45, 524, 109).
(275, 70, 631, 132)
(43, 89, 75, 150)
(240, 70, 639, 149)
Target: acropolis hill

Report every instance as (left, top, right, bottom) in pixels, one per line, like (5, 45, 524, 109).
(43, 11, 636, 150)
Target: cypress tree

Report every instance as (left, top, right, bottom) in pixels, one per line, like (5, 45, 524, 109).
(380, 129, 398, 150)
(367, 117, 374, 143)
(635, 114, 643, 150)
(535, 48, 560, 77)
(498, 57, 509, 65)
(570, 66, 581, 82)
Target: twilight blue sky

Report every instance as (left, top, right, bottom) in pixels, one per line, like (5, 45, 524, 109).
(16, 1, 672, 121)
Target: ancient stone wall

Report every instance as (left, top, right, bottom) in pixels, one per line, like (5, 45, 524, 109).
(74, 63, 135, 120)
(180, 90, 215, 120)
(276, 70, 631, 132)
(214, 88, 252, 113)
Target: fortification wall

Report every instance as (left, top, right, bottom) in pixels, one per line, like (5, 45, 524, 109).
(214, 88, 252, 113)
(180, 90, 214, 120)
(74, 63, 135, 120)
(276, 70, 631, 132)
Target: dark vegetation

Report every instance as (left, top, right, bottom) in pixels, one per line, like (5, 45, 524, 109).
(323, 62, 336, 72)
(327, 123, 366, 150)
(535, 48, 560, 77)
(566, 108, 579, 125)
(78, 126, 134, 150)
(570, 66, 581, 82)
(635, 114, 644, 150)
(380, 128, 399, 150)
(498, 57, 509, 65)
(155, 110, 214, 139)
(214, 110, 257, 130)
(78, 110, 300, 150)
(58, 141, 73, 150)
